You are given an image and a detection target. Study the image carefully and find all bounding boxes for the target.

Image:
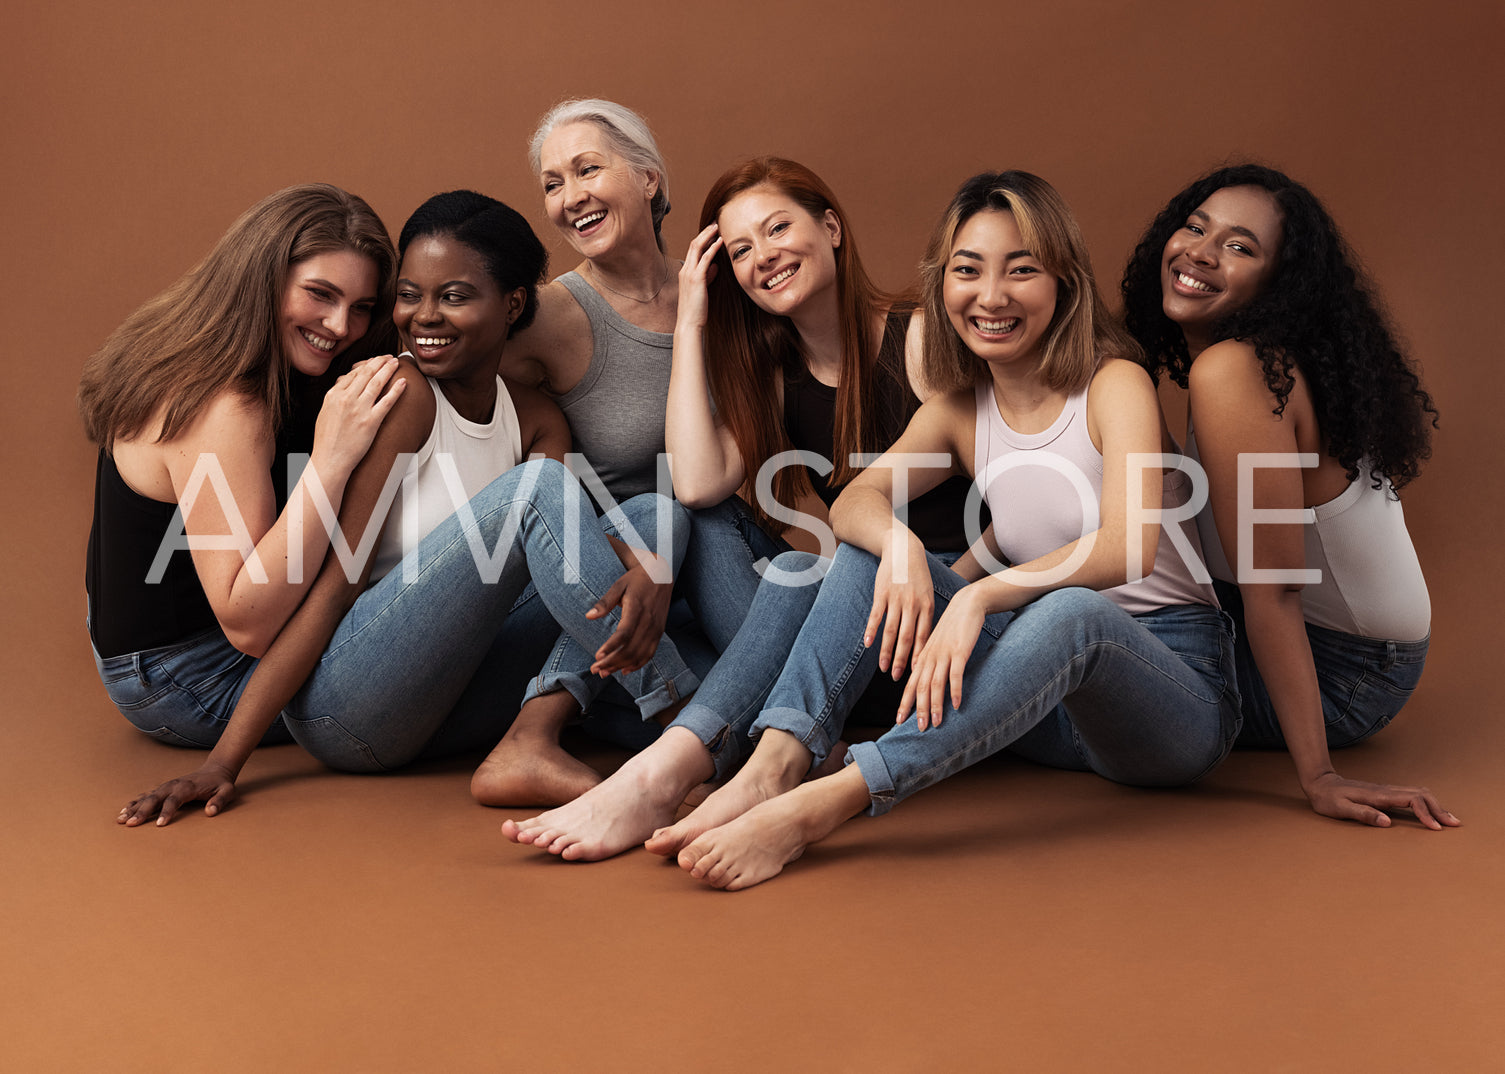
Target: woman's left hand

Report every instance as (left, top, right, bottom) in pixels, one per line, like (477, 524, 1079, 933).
(588, 553, 673, 675)
(1303, 771, 1460, 830)
(898, 586, 986, 730)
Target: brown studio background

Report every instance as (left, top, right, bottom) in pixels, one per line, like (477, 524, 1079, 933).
(3, 1, 1502, 1071)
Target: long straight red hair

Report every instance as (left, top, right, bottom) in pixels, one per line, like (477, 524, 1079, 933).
(699, 157, 889, 533)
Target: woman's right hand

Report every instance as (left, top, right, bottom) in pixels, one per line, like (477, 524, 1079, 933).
(117, 762, 238, 827)
(676, 224, 722, 332)
(310, 355, 407, 480)
(863, 531, 934, 680)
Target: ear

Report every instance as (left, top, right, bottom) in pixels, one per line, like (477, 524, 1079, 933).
(823, 208, 842, 249)
(505, 287, 528, 325)
(643, 169, 660, 201)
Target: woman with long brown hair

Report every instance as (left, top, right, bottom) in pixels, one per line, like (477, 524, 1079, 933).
(503, 157, 974, 860)
(81, 183, 404, 749)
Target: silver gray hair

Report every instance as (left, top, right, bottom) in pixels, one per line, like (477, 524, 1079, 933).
(528, 98, 671, 242)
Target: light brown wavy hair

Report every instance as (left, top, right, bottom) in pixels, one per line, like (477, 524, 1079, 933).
(78, 183, 396, 449)
(919, 170, 1140, 395)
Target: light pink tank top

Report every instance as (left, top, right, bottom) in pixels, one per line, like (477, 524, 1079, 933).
(972, 380, 1215, 614)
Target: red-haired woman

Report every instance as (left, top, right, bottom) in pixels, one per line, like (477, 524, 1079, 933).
(504, 157, 975, 860)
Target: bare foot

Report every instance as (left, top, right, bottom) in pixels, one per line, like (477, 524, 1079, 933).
(472, 691, 597, 808)
(501, 727, 714, 861)
(645, 729, 813, 858)
(675, 765, 871, 890)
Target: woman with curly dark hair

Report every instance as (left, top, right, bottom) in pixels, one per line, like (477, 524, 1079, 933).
(1121, 163, 1456, 830)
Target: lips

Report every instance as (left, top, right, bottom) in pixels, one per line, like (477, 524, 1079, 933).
(762, 264, 798, 290)
(299, 328, 337, 352)
(970, 316, 1020, 340)
(410, 335, 457, 360)
(1169, 266, 1221, 296)
(572, 210, 606, 234)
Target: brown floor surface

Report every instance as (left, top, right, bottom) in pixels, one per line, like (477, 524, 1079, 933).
(5, 0, 1503, 1070)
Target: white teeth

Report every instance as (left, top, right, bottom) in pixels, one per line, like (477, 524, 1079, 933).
(763, 266, 797, 288)
(415, 337, 455, 347)
(573, 212, 606, 230)
(975, 318, 1018, 333)
(1177, 271, 1216, 293)
(300, 329, 336, 351)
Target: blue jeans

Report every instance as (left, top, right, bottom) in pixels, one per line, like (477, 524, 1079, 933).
(1214, 581, 1429, 750)
(525, 493, 790, 730)
(523, 492, 693, 715)
(91, 624, 294, 748)
(283, 458, 700, 772)
(750, 544, 1240, 815)
(671, 550, 828, 780)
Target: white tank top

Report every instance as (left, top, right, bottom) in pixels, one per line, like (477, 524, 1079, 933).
(1185, 426, 1429, 641)
(973, 380, 1215, 615)
(370, 374, 524, 582)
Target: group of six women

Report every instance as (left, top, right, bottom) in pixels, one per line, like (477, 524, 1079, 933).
(84, 98, 1456, 890)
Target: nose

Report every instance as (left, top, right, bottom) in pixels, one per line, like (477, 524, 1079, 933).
(415, 295, 443, 326)
(755, 239, 777, 267)
(1186, 232, 1218, 265)
(325, 303, 349, 339)
(979, 270, 1010, 309)
(562, 175, 588, 209)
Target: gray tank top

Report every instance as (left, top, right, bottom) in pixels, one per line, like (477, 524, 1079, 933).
(552, 271, 673, 500)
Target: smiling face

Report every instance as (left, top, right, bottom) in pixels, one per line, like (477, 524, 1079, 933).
(538, 121, 659, 260)
(1160, 184, 1284, 350)
(716, 184, 841, 317)
(942, 209, 1058, 370)
(279, 249, 379, 375)
(394, 234, 520, 385)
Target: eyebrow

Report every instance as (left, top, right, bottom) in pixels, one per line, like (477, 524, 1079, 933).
(540, 151, 606, 178)
(1189, 209, 1264, 245)
(950, 248, 1032, 261)
(722, 210, 789, 245)
(397, 277, 478, 291)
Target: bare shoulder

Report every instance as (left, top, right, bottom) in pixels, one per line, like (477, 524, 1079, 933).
(1089, 356, 1156, 394)
(379, 359, 438, 449)
(502, 280, 593, 392)
(503, 375, 571, 460)
(1187, 340, 1265, 394)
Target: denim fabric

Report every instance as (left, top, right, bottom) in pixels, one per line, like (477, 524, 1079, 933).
(671, 550, 827, 780)
(282, 458, 699, 772)
(745, 544, 1239, 815)
(1213, 580, 1429, 750)
(677, 495, 794, 651)
(91, 625, 293, 748)
(523, 492, 692, 714)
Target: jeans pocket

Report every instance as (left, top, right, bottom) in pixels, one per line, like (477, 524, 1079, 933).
(137, 724, 210, 748)
(283, 714, 386, 773)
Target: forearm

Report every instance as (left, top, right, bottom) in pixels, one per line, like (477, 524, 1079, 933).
(220, 457, 359, 652)
(1240, 585, 1335, 788)
(830, 486, 910, 556)
(664, 325, 740, 505)
(963, 523, 1146, 615)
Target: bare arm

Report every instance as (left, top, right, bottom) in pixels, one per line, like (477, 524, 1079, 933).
(118, 363, 435, 826)
(900, 361, 1163, 727)
(159, 356, 407, 656)
(664, 224, 747, 507)
(1190, 342, 1455, 829)
(497, 281, 593, 395)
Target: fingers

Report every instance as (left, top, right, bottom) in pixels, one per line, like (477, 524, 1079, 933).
(586, 577, 629, 621)
(204, 783, 236, 818)
(156, 791, 185, 827)
(118, 792, 163, 827)
(863, 593, 887, 650)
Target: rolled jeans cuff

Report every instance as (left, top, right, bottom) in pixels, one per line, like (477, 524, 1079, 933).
(845, 740, 896, 817)
(750, 706, 839, 773)
(671, 701, 744, 782)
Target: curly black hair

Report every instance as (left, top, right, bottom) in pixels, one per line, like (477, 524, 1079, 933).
(1120, 163, 1437, 490)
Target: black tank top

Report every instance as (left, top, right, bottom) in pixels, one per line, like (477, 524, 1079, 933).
(85, 372, 324, 659)
(781, 306, 979, 552)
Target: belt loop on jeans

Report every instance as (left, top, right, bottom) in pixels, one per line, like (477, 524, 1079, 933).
(1382, 640, 1396, 671)
(133, 652, 148, 687)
